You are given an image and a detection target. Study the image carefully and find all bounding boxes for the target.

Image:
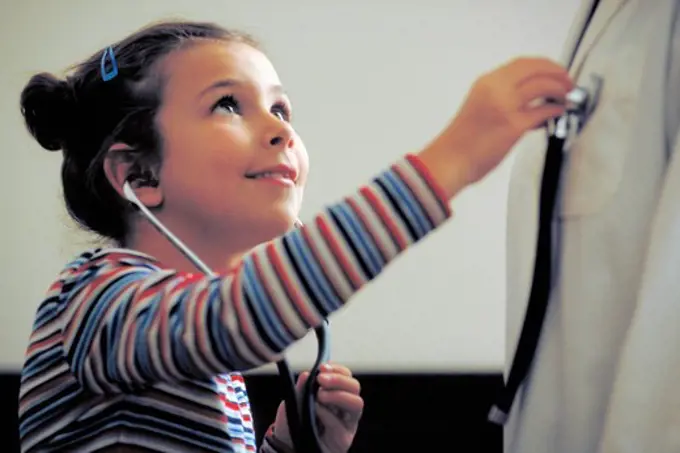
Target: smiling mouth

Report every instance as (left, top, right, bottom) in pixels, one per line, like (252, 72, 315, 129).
(245, 164, 298, 185)
(245, 170, 296, 185)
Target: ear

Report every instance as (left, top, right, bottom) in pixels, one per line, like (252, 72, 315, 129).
(103, 143, 164, 209)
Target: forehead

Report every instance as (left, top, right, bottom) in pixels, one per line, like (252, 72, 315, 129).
(159, 40, 282, 100)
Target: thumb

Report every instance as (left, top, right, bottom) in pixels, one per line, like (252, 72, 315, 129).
(523, 104, 566, 130)
(295, 371, 311, 404)
(297, 371, 310, 390)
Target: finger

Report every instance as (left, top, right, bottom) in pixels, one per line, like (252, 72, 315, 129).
(317, 389, 365, 415)
(297, 371, 310, 384)
(503, 57, 572, 86)
(317, 374, 361, 395)
(516, 78, 571, 109)
(521, 104, 567, 130)
(295, 372, 310, 393)
(316, 403, 360, 431)
(319, 363, 352, 378)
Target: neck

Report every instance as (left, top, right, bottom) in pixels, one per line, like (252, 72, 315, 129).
(124, 218, 255, 274)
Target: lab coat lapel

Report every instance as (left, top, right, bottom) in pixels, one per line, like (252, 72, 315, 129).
(559, 0, 598, 66)
(563, 0, 629, 71)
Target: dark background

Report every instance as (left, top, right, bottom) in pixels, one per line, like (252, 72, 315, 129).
(1, 372, 503, 452)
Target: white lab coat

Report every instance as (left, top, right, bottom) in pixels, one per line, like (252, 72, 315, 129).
(504, 1, 680, 452)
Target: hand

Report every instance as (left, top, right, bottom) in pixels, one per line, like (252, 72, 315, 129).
(270, 363, 363, 453)
(419, 57, 574, 198)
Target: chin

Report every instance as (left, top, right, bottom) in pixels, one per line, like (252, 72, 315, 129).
(254, 214, 299, 241)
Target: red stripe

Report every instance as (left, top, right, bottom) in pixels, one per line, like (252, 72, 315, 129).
(193, 281, 211, 371)
(231, 374, 245, 383)
(360, 186, 409, 250)
(265, 242, 317, 326)
(26, 334, 61, 355)
(404, 153, 452, 216)
(230, 266, 262, 361)
(391, 163, 438, 227)
(157, 276, 183, 377)
(345, 196, 389, 262)
(316, 215, 364, 289)
(251, 252, 293, 336)
(300, 224, 345, 303)
(223, 401, 239, 411)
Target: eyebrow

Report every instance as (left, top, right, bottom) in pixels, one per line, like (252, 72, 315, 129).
(197, 79, 286, 100)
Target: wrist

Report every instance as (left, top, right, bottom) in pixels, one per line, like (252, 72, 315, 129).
(416, 140, 474, 201)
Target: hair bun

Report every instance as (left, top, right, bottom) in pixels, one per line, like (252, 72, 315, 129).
(20, 72, 79, 152)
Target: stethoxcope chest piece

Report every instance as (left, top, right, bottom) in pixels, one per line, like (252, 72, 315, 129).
(565, 73, 603, 124)
(550, 73, 603, 140)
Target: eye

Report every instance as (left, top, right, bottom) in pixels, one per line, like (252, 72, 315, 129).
(212, 95, 240, 115)
(271, 102, 291, 122)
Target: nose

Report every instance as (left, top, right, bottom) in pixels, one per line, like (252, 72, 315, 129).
(265, 118, 295, 149)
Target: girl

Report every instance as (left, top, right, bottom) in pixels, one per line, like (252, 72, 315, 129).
(18, 20, 572, 453)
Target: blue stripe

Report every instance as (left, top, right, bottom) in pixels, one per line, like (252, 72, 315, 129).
(34, 298, 62, 328)
(23, 347, 62, 377)
(169, 289, 211, 379)
(381, 171, 430, 238)
(134, 301, 156, 380)
(168, 304, 192, 378)
(18, 373, 73, 420)
(288, 231, 339, 313)
(71, 272, 144, 381)
(20, 385, 82, 433)
(241, 257, 290, 349)
(206, 278, 247, 370)
(105, 288, 136, 384)
(106, 290, 130, 383)
(332, 204, 384, 277)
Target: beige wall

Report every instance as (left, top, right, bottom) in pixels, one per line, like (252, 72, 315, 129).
(0, 0, 581, 372)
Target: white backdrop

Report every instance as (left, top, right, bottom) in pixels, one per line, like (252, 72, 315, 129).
(0, 0, 581, 373)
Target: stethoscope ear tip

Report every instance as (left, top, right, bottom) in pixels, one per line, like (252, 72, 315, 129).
(122, 181, 137, 204)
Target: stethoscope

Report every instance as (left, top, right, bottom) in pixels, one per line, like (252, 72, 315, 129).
(122, 183, 331, 453)
(486, 0, 603, 424)
(487, 75, 604, 425)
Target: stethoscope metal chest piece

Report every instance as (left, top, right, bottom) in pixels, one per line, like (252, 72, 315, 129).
(488, 74, 603, 426)
(554, 73, 603, 139)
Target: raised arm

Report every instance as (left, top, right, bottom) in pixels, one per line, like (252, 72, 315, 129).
(50, 56, 574, 393)
(58, 155, 450, 393)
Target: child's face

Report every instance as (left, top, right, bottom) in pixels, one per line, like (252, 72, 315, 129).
(154, 40, 308, 241)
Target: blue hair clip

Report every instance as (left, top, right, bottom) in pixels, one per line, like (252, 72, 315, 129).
(100, 46, 119, 81)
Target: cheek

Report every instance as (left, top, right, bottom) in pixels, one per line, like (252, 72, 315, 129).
(295, 141, 310, 185)
(294, 146, 309, 210)
(159, 128, 249, 202)
(166, 120, 247, 170)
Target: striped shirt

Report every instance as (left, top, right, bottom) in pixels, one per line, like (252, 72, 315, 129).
(18, 155, 452, 452)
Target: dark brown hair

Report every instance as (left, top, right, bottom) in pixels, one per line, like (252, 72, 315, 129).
(20, 20, 259, 243)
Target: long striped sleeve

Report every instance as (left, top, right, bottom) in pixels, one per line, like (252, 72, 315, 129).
(55, 154, 451, 393)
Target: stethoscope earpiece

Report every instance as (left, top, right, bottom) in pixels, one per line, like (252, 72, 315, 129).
(122, 180, 213, 274)
(122, 180, 138, 205)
